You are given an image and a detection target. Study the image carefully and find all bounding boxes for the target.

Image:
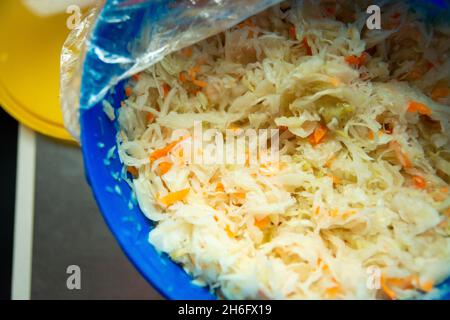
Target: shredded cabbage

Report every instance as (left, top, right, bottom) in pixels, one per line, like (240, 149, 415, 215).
(115, 0, 450, 299)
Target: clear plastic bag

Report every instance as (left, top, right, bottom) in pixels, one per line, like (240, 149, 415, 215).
(60, 0, 282, 140)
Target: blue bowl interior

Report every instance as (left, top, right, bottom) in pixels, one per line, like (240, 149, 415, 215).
(80, 81, 215, 300)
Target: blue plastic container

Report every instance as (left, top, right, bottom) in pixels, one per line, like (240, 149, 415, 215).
(80, 80, 215, 299)
(80, 0, 450, 299)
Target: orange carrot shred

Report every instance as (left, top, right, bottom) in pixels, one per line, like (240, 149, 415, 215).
(189, 88, 201, 95)
(381, 275, 397, 300)
(386, 277, 415, 290)
(188, 65, 201, 81)
(215, 182, 224, 192)
(302, 37, 312, 55)
(127, 166, 138, 178)
(380, 274, 432, 298)
(431, 86, 449, 101)
(159, 188, 190, 207)
(289, 26, 296, 40)
(329, 174, 340, 185)
(181, 47, 193, 58)
(225, 225, 235, 238)
(162, 83, 171, 97)
(390, 141, 412, 168)
(434, 193, 446, 202)
(132, 73, 141, 81)
(179, 72, 186, 82)
(238, 19, 255, 29)
(308, 124, 328, 145)
(420, 280, 434, 292)
(342, 210, 357, 218)
(150, 138, 183, 163)
(125, 86, 133, 97)
(412, 175, 426, 189)
(407, 101, 432, 116)
(345, 55, 359, 66)
(368, 131, 375, 140)
(254, 216, 270, 230)
(359, 52, 367, 65)
(325, 285, 341, 297)
(329, 208, 339, 217)
(146, 112, 155, 123)
(345, 53, 366, 67)
(324, 155, 336, 168)
(234, 192, 246, 200)
(158, 162, 173, 175)
(193, 79, 207, 88)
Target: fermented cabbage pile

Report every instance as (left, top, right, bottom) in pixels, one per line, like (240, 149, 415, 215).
(115, 0, 450, 299)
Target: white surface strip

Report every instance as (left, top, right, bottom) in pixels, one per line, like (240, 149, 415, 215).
(11, 125, 36, 300)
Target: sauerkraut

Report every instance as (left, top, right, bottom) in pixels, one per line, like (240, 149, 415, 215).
(114, 0, 450, 299)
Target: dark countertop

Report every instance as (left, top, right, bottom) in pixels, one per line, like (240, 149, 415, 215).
(31, 134, 162, 299)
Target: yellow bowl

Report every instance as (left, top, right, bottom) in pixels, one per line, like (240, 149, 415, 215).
(0, 0, 74, 141)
